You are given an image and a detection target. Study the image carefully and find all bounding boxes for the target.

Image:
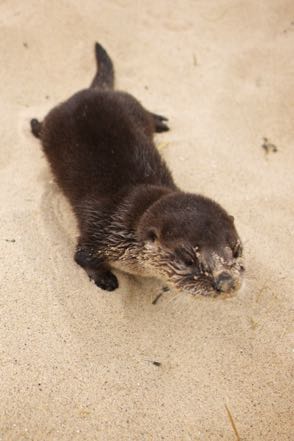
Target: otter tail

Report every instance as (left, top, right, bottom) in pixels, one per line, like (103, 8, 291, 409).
(90, 42, 114, 90)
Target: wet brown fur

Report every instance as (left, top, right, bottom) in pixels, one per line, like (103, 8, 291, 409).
(30, 43, 244, 295)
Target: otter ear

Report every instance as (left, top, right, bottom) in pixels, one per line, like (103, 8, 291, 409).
(145, 227, 159, 243)
(229, 215, 235, 223)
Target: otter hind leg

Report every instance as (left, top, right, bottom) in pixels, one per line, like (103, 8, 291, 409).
(151, 113, 170, 132)
(74, 246, 118, 292)
(30, 118, 42, 139)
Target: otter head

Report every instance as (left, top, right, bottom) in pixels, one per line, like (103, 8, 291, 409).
(137, 193, 244, 297)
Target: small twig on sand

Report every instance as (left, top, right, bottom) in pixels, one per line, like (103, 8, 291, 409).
(262, 137, 278, 154)
(152, 293, 163, 305)
(255, 283, 268, 302)
(157, 141, 169, 151)
(249, 317, 258, 330)
(225, 404, 241, 441)
(145, 359, 161, 367)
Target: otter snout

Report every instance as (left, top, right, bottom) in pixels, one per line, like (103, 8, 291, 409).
(214, 271, 235, 293)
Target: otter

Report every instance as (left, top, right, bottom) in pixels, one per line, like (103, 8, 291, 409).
(30, 43, 244, 296)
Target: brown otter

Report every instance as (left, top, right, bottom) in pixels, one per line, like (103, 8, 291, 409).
(30, 43, 244, 296)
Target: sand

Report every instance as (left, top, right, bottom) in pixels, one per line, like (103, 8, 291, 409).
(0, 0, 293, 440)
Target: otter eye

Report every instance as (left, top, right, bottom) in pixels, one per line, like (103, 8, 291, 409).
(146, 228, 157, 242)
(233, 242, 242, 258)
(183, 257, 194, 267)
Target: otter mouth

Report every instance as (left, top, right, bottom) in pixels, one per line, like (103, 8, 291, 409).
(211, 268, 244, 296)
(180, 277, 243, 298)
(194, 254, 245, 298)
(175, 262, 244, 298)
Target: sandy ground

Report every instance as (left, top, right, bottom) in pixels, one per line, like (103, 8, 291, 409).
(0, 0, 293, 440)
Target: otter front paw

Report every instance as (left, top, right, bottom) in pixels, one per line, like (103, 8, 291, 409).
(74, 245, 118, 291)
(92, 270, 119, 291)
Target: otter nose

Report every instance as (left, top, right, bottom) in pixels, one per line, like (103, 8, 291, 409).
(214, 272, 234, 292)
